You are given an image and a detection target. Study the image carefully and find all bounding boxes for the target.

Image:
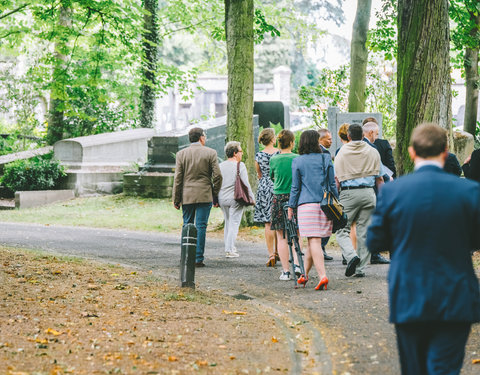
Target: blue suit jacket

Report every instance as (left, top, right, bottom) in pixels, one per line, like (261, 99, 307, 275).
(367, 165, 480, 324)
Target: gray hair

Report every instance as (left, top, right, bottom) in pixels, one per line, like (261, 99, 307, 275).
(225, 141, 241, 158)
(318, 128, 331, 139)
(362, 121, 379, 134)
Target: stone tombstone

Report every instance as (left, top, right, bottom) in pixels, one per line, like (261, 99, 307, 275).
(54, 128, 155, 195)
(124, 115, 260, 198)
(253, 101, 290, 129)
(327, 107, 383, 154)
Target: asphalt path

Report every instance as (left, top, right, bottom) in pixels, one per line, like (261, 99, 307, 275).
(0, 221, 478, 374)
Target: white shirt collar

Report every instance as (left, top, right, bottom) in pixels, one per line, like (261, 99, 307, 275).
(414, 160, 443, 170)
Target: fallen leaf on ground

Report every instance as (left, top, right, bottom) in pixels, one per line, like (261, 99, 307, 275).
(168, 356, 178, 362)
(271, 337, 278, 343)
(222, 310, 247, 315)
(472, 359, 480, 364)
(44, 328, 62, 336)
(195, 360, 208, 366)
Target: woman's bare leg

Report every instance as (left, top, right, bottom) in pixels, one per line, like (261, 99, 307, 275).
(276, 230, 290, 272)
(265, 222, 275, 257)
(308, 237, 326, 279)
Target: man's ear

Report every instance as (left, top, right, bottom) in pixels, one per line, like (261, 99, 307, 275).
(408, 146, 416, 161)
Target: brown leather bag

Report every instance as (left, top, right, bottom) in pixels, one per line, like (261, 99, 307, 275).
(234, 162, 254, 206)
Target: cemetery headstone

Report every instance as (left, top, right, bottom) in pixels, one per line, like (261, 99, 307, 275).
(254, 101, 290, 129)
(124, 115, 260, 198)
(327, 107, 383, 154)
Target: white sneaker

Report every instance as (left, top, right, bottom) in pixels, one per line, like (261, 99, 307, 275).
(279, 271, 291, 281)
(225, 251, 239, 258)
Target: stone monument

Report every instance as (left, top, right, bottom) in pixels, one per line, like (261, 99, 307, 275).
(327, 107, 383, 153)
(123, 116, 260, 198)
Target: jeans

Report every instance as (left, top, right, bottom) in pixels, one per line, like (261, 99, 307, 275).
(182, 202, 212, 263)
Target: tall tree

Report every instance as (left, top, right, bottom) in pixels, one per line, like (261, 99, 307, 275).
(140, 0, 159, 128)
(225, 0, 255, 182)
(46, 5, 71, 144)
(464, 11, 480, 136)
(348, 0, 372, 112)
(396, 0, 452, 174)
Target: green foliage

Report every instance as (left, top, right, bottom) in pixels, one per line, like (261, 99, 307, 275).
(449, 0, 480, 71)
(0, 134, 44, 156)
(297, 65, 349, 128)
(212, 7, 280, 44)
(297, 57, 397, 139)
(368, 0, 397, 61)
(1, 154, 66, 192)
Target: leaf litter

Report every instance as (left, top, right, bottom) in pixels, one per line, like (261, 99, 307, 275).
(0, 247, 290, 374)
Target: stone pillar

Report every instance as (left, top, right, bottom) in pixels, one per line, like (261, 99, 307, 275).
(272, 66, 291, 106)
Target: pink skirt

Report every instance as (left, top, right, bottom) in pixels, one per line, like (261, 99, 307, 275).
(297, 203, 333, 238)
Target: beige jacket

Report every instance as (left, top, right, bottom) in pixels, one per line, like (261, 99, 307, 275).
(172, 143, 222, 205)
(334, 141, 381, 182)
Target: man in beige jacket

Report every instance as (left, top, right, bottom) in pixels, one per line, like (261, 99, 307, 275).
(173, 127, 222, 267)
(334, 123, 382, 277)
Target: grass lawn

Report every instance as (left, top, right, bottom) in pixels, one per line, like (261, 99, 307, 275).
(0, 194, 226, 234)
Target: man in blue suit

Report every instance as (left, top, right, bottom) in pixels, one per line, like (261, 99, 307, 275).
(367, 123, 480, 375)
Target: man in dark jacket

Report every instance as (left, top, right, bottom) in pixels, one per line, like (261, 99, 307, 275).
(367, 123, 480, 375)
(462, 148, 480, 182)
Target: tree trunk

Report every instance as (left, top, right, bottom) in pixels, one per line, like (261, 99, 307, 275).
(463, 10, 480, 136)
(140, 0, 159, 128)
(46, 6, 71, 145)
(225, 0, 255, 185)
(348, 0, 372, 112)
(396, 0, 452, 174)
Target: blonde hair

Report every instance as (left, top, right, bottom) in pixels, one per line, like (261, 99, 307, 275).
(338, 123, 350, 142)
(258, 128, 275, 146)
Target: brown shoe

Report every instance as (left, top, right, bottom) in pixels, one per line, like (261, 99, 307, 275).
(195, 262, 205, 268)
(266, 255, 276, 267)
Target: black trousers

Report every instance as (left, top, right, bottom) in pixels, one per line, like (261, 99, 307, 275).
(395, 322, 471, 375)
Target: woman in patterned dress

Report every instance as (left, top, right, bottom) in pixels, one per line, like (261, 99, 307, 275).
(254, 128, 279, 266)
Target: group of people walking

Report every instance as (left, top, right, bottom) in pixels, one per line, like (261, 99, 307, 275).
(172, 120, 395, 285)
(172, 123, 480, 375)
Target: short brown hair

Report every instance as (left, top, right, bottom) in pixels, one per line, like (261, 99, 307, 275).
(277, 129, 295, 150)
(362, 117, 378, 125)
(338, 123, 349, 142)
(410, 123, 447, 158)
(298, 130, 321, 155)
(258, 128, 275, 146)
(189, 127, 204, 143)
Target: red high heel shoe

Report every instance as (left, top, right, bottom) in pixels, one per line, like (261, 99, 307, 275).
(315, 276, 328, 290)
(297, 274, 308, 287)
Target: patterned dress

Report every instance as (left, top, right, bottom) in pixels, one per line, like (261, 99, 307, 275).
(254, 151, 279, 223)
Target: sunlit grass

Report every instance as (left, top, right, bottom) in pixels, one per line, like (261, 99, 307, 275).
(0, 194, 224, 234)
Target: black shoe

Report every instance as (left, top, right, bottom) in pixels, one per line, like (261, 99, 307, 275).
(345, 256, 360, 277)
(371, 253, 390, 264)
(323, 249, 333, 261)
(354, 272, 365, 278)
(195, 262, 205, 268)
(342, 255, 347, 265)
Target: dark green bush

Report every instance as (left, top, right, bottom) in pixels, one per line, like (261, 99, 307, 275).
(1, 154, 66, 192)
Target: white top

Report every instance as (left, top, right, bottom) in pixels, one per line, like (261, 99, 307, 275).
(218, 161, 254, 204)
